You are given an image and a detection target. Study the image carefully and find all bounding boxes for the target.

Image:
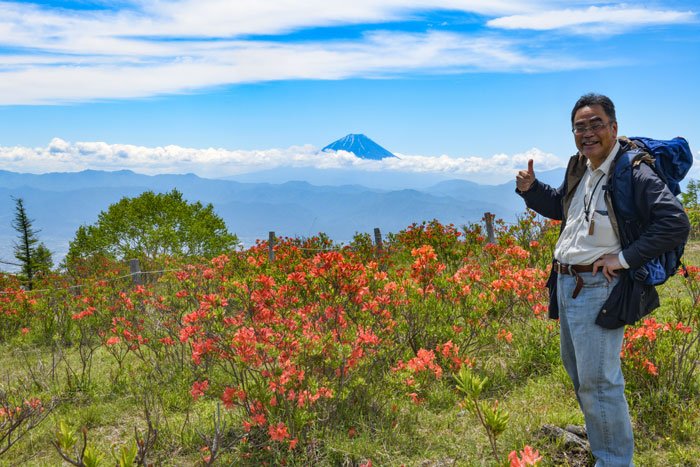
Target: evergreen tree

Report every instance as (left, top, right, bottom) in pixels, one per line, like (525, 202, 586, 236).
(11, 197, 52, 290)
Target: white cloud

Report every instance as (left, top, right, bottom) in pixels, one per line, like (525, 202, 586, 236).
(0, 139, 565, 184)
(1, 0, 533, 49)
(0, 1, 693, 104)
(487, 5, 696, 32)
(385, 148, 562, 174)
(2, 1, 682, 104)
(0, 30, 594, 104)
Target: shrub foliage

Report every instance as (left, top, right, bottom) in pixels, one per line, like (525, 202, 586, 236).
(0, 212, 698, 465)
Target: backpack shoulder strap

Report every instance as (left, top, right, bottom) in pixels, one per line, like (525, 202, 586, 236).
(610, 143, 646, 221)
(617, 136, 654, 167)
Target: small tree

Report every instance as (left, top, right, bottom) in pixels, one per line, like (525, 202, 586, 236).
(680, 179, 700, 239)
(65, 189, 238, 270)
(11, 197, 53, 290)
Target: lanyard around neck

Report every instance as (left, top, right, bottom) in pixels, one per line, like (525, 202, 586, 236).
(584, 173, 605, 223)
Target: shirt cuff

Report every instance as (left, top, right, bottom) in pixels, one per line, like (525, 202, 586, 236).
(618, 251, 630, 269)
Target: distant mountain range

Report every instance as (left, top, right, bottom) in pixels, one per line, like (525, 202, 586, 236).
(0, 167, 566, 268)
(322, 134, 397, 160)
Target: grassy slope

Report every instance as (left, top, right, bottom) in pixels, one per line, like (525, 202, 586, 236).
(1, 250, 699, 466)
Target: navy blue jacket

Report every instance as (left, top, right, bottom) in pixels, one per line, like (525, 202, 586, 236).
(517, 139, 690, 328)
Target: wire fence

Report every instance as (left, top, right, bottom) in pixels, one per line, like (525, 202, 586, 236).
(0, 267, 183, 296)
(0, 212, 527, 297)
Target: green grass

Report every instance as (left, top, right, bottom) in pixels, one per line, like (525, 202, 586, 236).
(1, 330, 698, 466)
(1, 249, 699, 466)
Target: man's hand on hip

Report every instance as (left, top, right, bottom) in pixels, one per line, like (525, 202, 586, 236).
(592, 254, 623, 282)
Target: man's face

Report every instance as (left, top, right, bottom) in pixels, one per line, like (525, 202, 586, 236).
(573, 104, 618, 167)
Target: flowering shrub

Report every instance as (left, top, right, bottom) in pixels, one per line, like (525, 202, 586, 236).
(0, 215, 696, 464)
(388, 219, 467, 273)
(508, 445, 542, 466)
(0, 274, 35, 341)
(622, 313, 698, 396)
(0, 217, 563, 463)
(1, 391, 53, 456)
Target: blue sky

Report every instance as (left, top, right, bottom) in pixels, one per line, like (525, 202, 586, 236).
(0, 0, 698, 184)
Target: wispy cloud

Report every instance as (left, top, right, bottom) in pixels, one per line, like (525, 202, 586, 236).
(1, 0, 531, 47)
(487, 5, 696, 33)
(2, 1, 691, 104)
(0, 139, 564, 183)
(0, 30, 593, 104)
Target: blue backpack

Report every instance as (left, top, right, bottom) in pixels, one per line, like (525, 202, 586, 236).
(611, 136, 693, 285)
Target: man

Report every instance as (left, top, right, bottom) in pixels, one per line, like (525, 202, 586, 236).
(515, 93, 689, 466)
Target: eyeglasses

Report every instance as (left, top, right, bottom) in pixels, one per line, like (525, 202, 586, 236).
(571, 121, 612, 135)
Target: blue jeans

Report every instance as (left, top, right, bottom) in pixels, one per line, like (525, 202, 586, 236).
(557, 272, 634, 467)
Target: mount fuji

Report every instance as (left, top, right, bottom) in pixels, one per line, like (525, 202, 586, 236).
(322, 134, 397, 160)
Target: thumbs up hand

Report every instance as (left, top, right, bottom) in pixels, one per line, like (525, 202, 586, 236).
(516, 159, 536, 192)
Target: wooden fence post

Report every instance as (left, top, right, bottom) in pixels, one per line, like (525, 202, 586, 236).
(373, 227, 383, 256)
(268, 231, 276, 262)
(484, 212, 496, 244)
(129, 259, 143, 286)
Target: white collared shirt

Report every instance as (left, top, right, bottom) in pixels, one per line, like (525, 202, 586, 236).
(554, 141, 624, 266)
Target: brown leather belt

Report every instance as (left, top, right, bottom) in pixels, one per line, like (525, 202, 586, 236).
(553, 262, 595, 275)
(553, 261, 595, 299)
